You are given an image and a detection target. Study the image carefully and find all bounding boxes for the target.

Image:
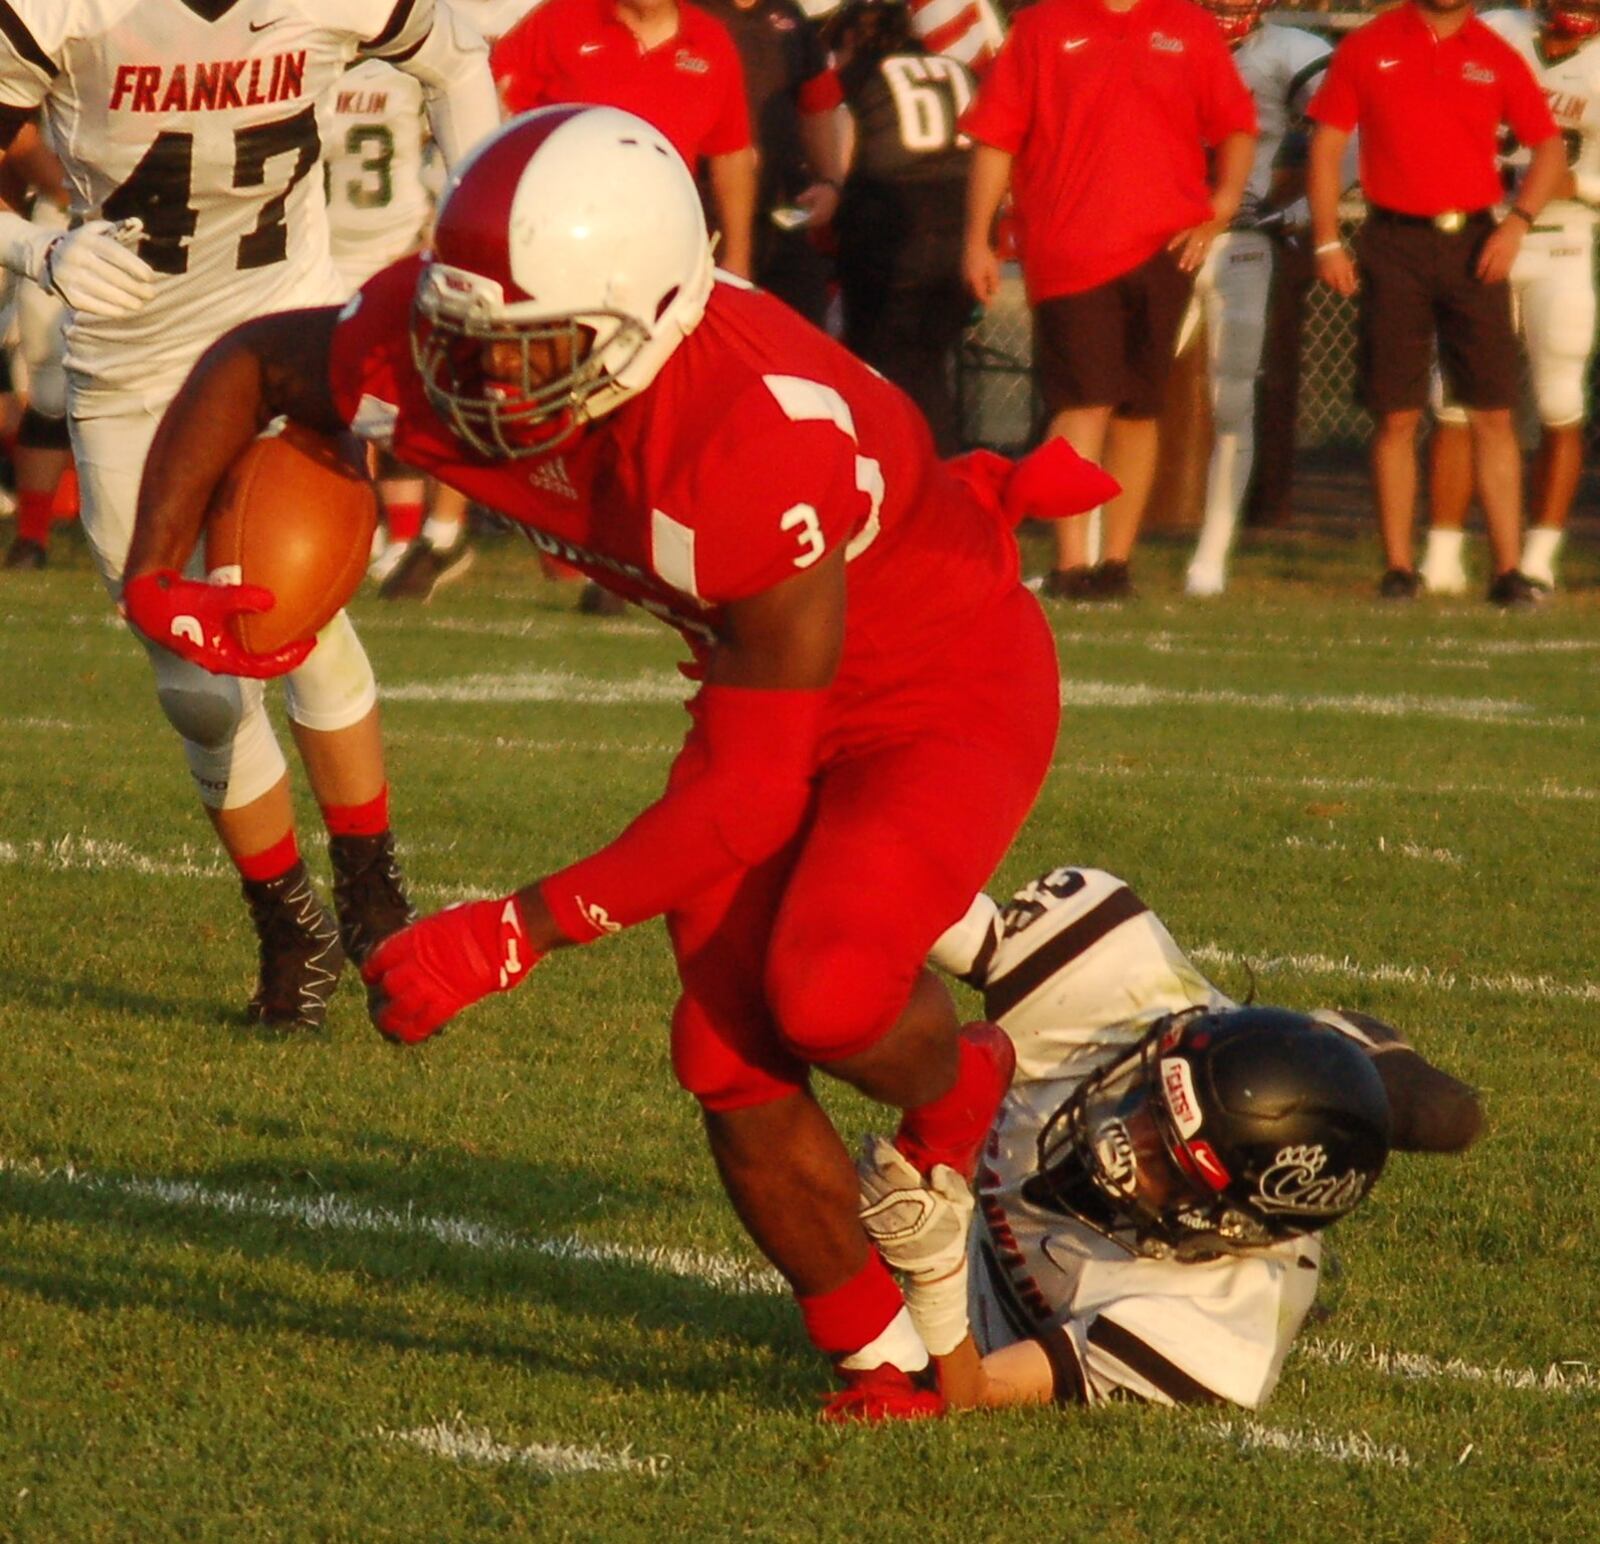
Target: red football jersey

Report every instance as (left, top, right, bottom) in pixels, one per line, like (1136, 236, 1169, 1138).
(328, 260, 1025, 741)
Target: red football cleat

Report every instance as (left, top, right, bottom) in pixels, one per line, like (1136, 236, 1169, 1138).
(893, 1022, 1016, 1182)
(820, 1364, 946, 1424)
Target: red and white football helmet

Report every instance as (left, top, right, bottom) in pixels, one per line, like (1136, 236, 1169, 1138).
(411, 106, 716, 460)
(1546, 0, 1600, 40)
(1198, 0, 1270, 44)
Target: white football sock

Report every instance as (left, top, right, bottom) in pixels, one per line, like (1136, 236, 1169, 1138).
(422, 514, 463, 551)
(1420, 528, 1467, 592)
(1521, 525, 1563, 586)
(838, 1306, 930, 1374)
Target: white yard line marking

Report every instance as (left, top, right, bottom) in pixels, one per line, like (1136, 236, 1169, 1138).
(388, 729, 674, 757)
(1207, 1418, 1412, 1469)
(4, 1153, 1591, 1415)
(1190, 943, 1600, 1005)
(0, 1155, 786, 1296)
(1282, 835, 1464, 866)
(0, 716, 84, 731)
(1064, 679, 1583, 729)
(381, 670, 689, 706)
(0, 834, 232, 881)
(1301, 1338, 1600, 1397)
(381, 1415, 666, 1477)
(357, 613, 659, 641)
(3, 833, 1593, 1002)
(1053, 628, 1600, 661)
(1054, 759, 1598, 805)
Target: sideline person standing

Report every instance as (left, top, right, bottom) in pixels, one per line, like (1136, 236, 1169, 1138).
(1307, 0, 1564, 607)
(960, 0, 1256, 599)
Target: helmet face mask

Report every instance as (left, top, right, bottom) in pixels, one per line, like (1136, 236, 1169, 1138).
(412, 264, 644, 460)
(408, 106, 715, 462)
(1035, 1007, 1391, 1262)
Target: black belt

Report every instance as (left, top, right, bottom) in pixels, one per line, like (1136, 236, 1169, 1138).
(1368, 204, 1495, 234)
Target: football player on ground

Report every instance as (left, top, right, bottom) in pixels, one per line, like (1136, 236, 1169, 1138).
(320, 56, 475, 597)
(120, 106, 1116, 1419)
(859, 866, 1482, 1410)
(0, 0, 499, 1029)
(1182, 0, 1332, 598)
(1422, 0, 1600, 596)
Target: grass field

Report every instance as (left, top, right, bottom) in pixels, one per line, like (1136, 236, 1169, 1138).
(1, 521, 1596, 1541)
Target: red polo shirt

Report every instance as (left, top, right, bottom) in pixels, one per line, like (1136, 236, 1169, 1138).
(1308, 3, 1555, 216)
(492, 0, 752, 167)
(960, 0, 1256, 300)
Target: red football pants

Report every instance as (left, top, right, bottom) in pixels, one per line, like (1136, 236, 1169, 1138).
(667, 586, 1059, 1111)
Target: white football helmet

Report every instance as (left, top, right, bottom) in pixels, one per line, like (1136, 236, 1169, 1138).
(411, 106, 716, 459)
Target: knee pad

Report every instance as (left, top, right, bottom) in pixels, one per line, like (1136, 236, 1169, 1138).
(1533, 350, 1588, 428)
(146, 647, 286, 810)
(1211, 370, 1258, 440)
(766, 939, 911, 1065)
(670, 996, 806, 1113)
(283, 610, 377, 732)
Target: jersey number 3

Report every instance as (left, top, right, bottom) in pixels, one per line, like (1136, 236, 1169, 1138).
(103, 105, 322, 275)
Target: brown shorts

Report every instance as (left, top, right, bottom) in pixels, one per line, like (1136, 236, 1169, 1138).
(1032, 246, 1195, 420)
(1354, 210, 1520, 416)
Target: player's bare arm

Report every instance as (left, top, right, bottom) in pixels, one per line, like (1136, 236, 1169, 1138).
(1308, 122, 1356, 295)
(124, 309, 346, 584)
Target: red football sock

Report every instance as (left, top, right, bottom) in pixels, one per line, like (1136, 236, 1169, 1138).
(894, 1023, 1016, 1181)
(51, 465, 79, 521)
(797, 1253, 903, 1358)
(384, 502, 423, 544)
(321, 785, 390, 838)
(16, 489, 52, 545)
(235, 829, 300, 884)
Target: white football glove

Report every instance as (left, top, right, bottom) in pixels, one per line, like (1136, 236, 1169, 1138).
(857, 1135, 975, 1356)
(0, 212, 157, 319)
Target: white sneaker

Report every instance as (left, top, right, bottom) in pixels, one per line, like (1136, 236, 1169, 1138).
(367, 538, 411, 585)
(1185, 564, 1227, 597)
(1419, 560, 1468, 596)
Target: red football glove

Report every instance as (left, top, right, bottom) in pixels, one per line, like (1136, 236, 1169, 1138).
(120, 568, 314, 679)
(362, 894, 540, 1045)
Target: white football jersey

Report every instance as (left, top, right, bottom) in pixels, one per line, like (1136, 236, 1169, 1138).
(1482, 9, 1600, 229)
(1234, 21, 1331, 207)
(937, 869, 1323, 1410)
(320, 58, 430, 290)
(0, 0, 461, 405)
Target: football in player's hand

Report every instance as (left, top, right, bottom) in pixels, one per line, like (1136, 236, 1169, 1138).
(204, 423, 378, 654)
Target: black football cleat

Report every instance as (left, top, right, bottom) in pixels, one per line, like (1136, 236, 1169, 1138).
(1378, 567, 1422, 601)
(330, 830, 416, 967)
(4, 536, 47, 570)
(377, 536, 474, 602)
(242, 861, 346, 1031)
(1486, 569, 1541, 611)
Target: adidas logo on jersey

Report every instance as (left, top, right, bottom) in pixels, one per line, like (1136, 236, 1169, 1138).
(109, 52, 308, 115)
(528, 456, 579, 500)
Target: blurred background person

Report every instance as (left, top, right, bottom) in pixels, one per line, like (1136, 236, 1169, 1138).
(1182, 0, 1334, 597)
(700, 0, 847, 328)
(1422, 0, 1600, 597)
(831, 0, 975, 453)
(321, 58, 481, 601)
(492, 0, 757, 278)
(1, 122, 77, 572)
(1308, 0, 1565, 607)
(961, 0, 1256, 601)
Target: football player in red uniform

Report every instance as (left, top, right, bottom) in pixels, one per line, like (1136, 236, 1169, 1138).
(120, 106, 1113, 1420)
